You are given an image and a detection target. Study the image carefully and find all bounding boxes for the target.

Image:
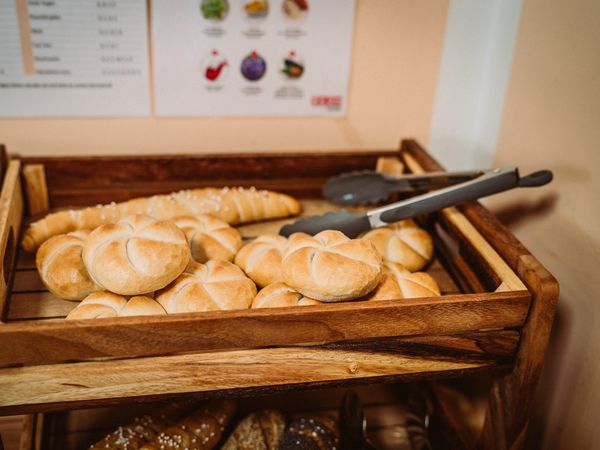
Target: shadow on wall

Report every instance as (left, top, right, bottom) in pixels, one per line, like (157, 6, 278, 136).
(490, 193, 558, 228)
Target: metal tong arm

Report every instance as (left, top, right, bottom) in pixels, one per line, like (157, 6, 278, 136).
(366, 168, 552, 228)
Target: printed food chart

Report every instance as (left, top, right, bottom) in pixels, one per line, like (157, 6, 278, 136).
(152, 0, 356, 116)
(0, 0, 150, 117)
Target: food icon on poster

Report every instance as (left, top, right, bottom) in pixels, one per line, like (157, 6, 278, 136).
(282, 0, 308, 20)
(244, 0, 269, 18)
(241, 51, 267, 81)
(281, 51, 304, 79)
(201, 0, 229, 20)
(203, 50, 229, 82)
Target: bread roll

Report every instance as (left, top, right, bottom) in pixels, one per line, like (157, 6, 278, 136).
(234, 234, 287, 288)
(365, 261, 441, 301)
(140, 399, 236, 450)
(173, 214, 242, 263)
(22, 187, 302, 252)
(82, 214, 189, 295)
(35, 229, 101, 301)
(281, 230, 382, 302)
(361, 219, 434, 272)
(88, 402, 195, 450)
(251, 282, 321, 309)
(156, 261, 257, 314)
(66, 292, 167, 320)
(278, 415, 340, 450)
(221, 410, 286, 450)
(66, 291, 127, 320)
(120, 295, 168, 317)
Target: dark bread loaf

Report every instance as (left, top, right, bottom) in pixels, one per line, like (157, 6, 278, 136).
(278, 415, 340, 450)
(139, 399, 236, 450)
(88, 402, 193, 450)
(221, 409, 285, 450)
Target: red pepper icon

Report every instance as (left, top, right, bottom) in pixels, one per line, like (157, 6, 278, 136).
(205, 61, 228, 81)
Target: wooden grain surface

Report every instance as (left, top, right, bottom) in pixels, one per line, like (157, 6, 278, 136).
(21, 152, 399, 207)
(21, 166, 48, 217)
(0, 332, 517, 414)
(0, 161, 23, 320)
(0, 291, 528, 367)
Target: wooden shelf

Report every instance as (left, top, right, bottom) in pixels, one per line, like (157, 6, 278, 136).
(0, 140, 558, 450)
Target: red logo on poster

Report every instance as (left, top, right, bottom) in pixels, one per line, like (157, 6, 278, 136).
(311, 95, 342, 107)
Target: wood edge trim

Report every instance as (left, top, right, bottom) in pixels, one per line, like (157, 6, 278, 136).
(400, 141, 526, 292)
(21, 165, 49, 217)
(0, 161, 23, 320)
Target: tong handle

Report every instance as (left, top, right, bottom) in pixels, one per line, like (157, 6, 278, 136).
(518, 170, 553, 187)
(373, 168, 520, 225)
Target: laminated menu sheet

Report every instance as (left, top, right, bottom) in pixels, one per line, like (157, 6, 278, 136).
(152, 0, 356, 117)
(0, 0, 150, 117)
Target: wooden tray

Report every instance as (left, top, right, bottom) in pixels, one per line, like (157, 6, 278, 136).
(0, 140, 558, 450)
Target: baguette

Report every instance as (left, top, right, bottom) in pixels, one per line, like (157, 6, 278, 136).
(22, 187, 301, 252)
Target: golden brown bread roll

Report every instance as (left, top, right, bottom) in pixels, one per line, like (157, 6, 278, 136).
(120, 295, 168, 317)
(361, 219, 434, 272)
(251, 282, 321, 309)
(281, 230, 382, 302)
(22, 187, 302, 252)
(234, 234, 287, 288)
(173, 214, 242, 263)
(66, 291, 127, 320)
(365, 261, 441, 301)
(221, 410, 286, 450)
(82, 214, 189, 295)
(35, 229, 101, 301)
(66, 292, 167, 320)
(140, 399, 236, 450)
(156, 261, 257, 314)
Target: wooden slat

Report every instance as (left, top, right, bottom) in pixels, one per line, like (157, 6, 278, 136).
(0, 331, 517, 414)
(7, 292, 77, 320)
(0, 161, 23, 320)
(0, 291, 529, 367)
(21, 165, 49, 217)
(21, 152, 398, 207)
(10, 270, 46, 292)
(401, 149, 526, 292)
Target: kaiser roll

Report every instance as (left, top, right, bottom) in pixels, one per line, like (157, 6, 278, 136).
(119, 295, 167, 317)
(36, 230, 101, 300)
(82, 214, 189, 295)
(173, 214, 242, 263)
(66, 292, 167, 320)
(282, 230, 382, 302)
(156, 260, 257, 314)
(66, 291, 127, 320)
(366, 261, 441, 301)
(234, 234, 287, 288)
(361, 219, 433, 272)
(251, 282, 321, 309)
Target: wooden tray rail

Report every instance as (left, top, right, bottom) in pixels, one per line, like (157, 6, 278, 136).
(0, 140, 558, 450)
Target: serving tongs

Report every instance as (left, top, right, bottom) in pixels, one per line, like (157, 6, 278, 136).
(323, 169, 485, 205)
(280, 167, 552, 238)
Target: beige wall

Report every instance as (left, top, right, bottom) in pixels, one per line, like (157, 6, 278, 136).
(489, 0, 600, 448)
(0, 0, 449, 156)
